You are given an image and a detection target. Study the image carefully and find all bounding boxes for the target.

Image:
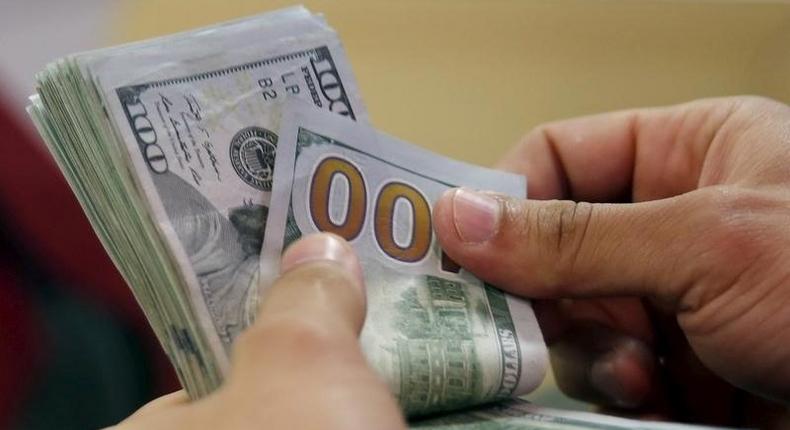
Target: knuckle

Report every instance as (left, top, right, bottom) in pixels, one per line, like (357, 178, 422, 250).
(235, 314, 347, 363)
(522, 200, 595, 284)
(691, 187, 776, 265)
(519, 126, 548, 148)
(282, 263, 357, 293)
(233, 262, 364, 363)
(717, 96, 788, 132)
(514, 125, 560, 161)
(730, 95, 782, 109)
(678, 186, 790, 318)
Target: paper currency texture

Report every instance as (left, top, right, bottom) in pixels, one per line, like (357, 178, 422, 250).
(28, 6, 365, 396)
(261, 100, 548, 416)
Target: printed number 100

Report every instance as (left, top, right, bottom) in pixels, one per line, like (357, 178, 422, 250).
(308, 156, 432, 263)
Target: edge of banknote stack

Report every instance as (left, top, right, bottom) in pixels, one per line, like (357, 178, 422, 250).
(26, 6, 358, 397)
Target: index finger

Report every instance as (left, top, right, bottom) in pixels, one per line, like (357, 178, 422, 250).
(500, 98, 740, 202)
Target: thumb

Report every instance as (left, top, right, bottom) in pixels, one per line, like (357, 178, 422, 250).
(433, 188, 712, 303)
(233, 233, 367, 376)
(228, 233, 405, 429)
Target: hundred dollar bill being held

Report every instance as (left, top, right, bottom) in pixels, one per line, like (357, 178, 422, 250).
(261, 99, 549, 417)
(27, 6, 365, 397)
(26, 6, 751, 429)
(411, 398, 737, 430)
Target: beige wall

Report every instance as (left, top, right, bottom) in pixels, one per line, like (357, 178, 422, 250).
(116, 0, 790, 166)
(115, 0, 790, 408)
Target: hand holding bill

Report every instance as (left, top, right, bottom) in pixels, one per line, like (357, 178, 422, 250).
(434, 96, 790, 426)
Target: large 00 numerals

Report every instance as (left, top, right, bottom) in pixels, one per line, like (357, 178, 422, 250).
(309, 156, 431, 263)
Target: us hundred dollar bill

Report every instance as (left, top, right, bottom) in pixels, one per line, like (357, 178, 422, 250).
(411, 398, 734, 430)
(261, 100, 548, 416)
(101, 9, 365, 352)
(28, 6, 365, 396)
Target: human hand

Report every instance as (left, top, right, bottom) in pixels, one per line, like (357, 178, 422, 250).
(433, 97, 790, 427)
(112, 233, 405, 430)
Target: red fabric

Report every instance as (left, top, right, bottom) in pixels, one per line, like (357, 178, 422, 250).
(0, 100, 137, 318)
(0, 262, 40, 429)
(0, 91, 178, 396)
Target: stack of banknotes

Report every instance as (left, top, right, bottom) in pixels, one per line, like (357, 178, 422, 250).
(27, 6, 729, 429)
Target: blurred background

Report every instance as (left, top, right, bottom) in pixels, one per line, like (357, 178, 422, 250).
(1, 0, 788, 428)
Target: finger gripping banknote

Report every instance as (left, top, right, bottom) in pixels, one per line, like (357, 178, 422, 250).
(261, 100, 548, 416)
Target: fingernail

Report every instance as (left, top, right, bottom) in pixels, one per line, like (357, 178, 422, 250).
(281, 233, 364, 286)
(590, 351, 638, 408)
(450, 188, 501, 243)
